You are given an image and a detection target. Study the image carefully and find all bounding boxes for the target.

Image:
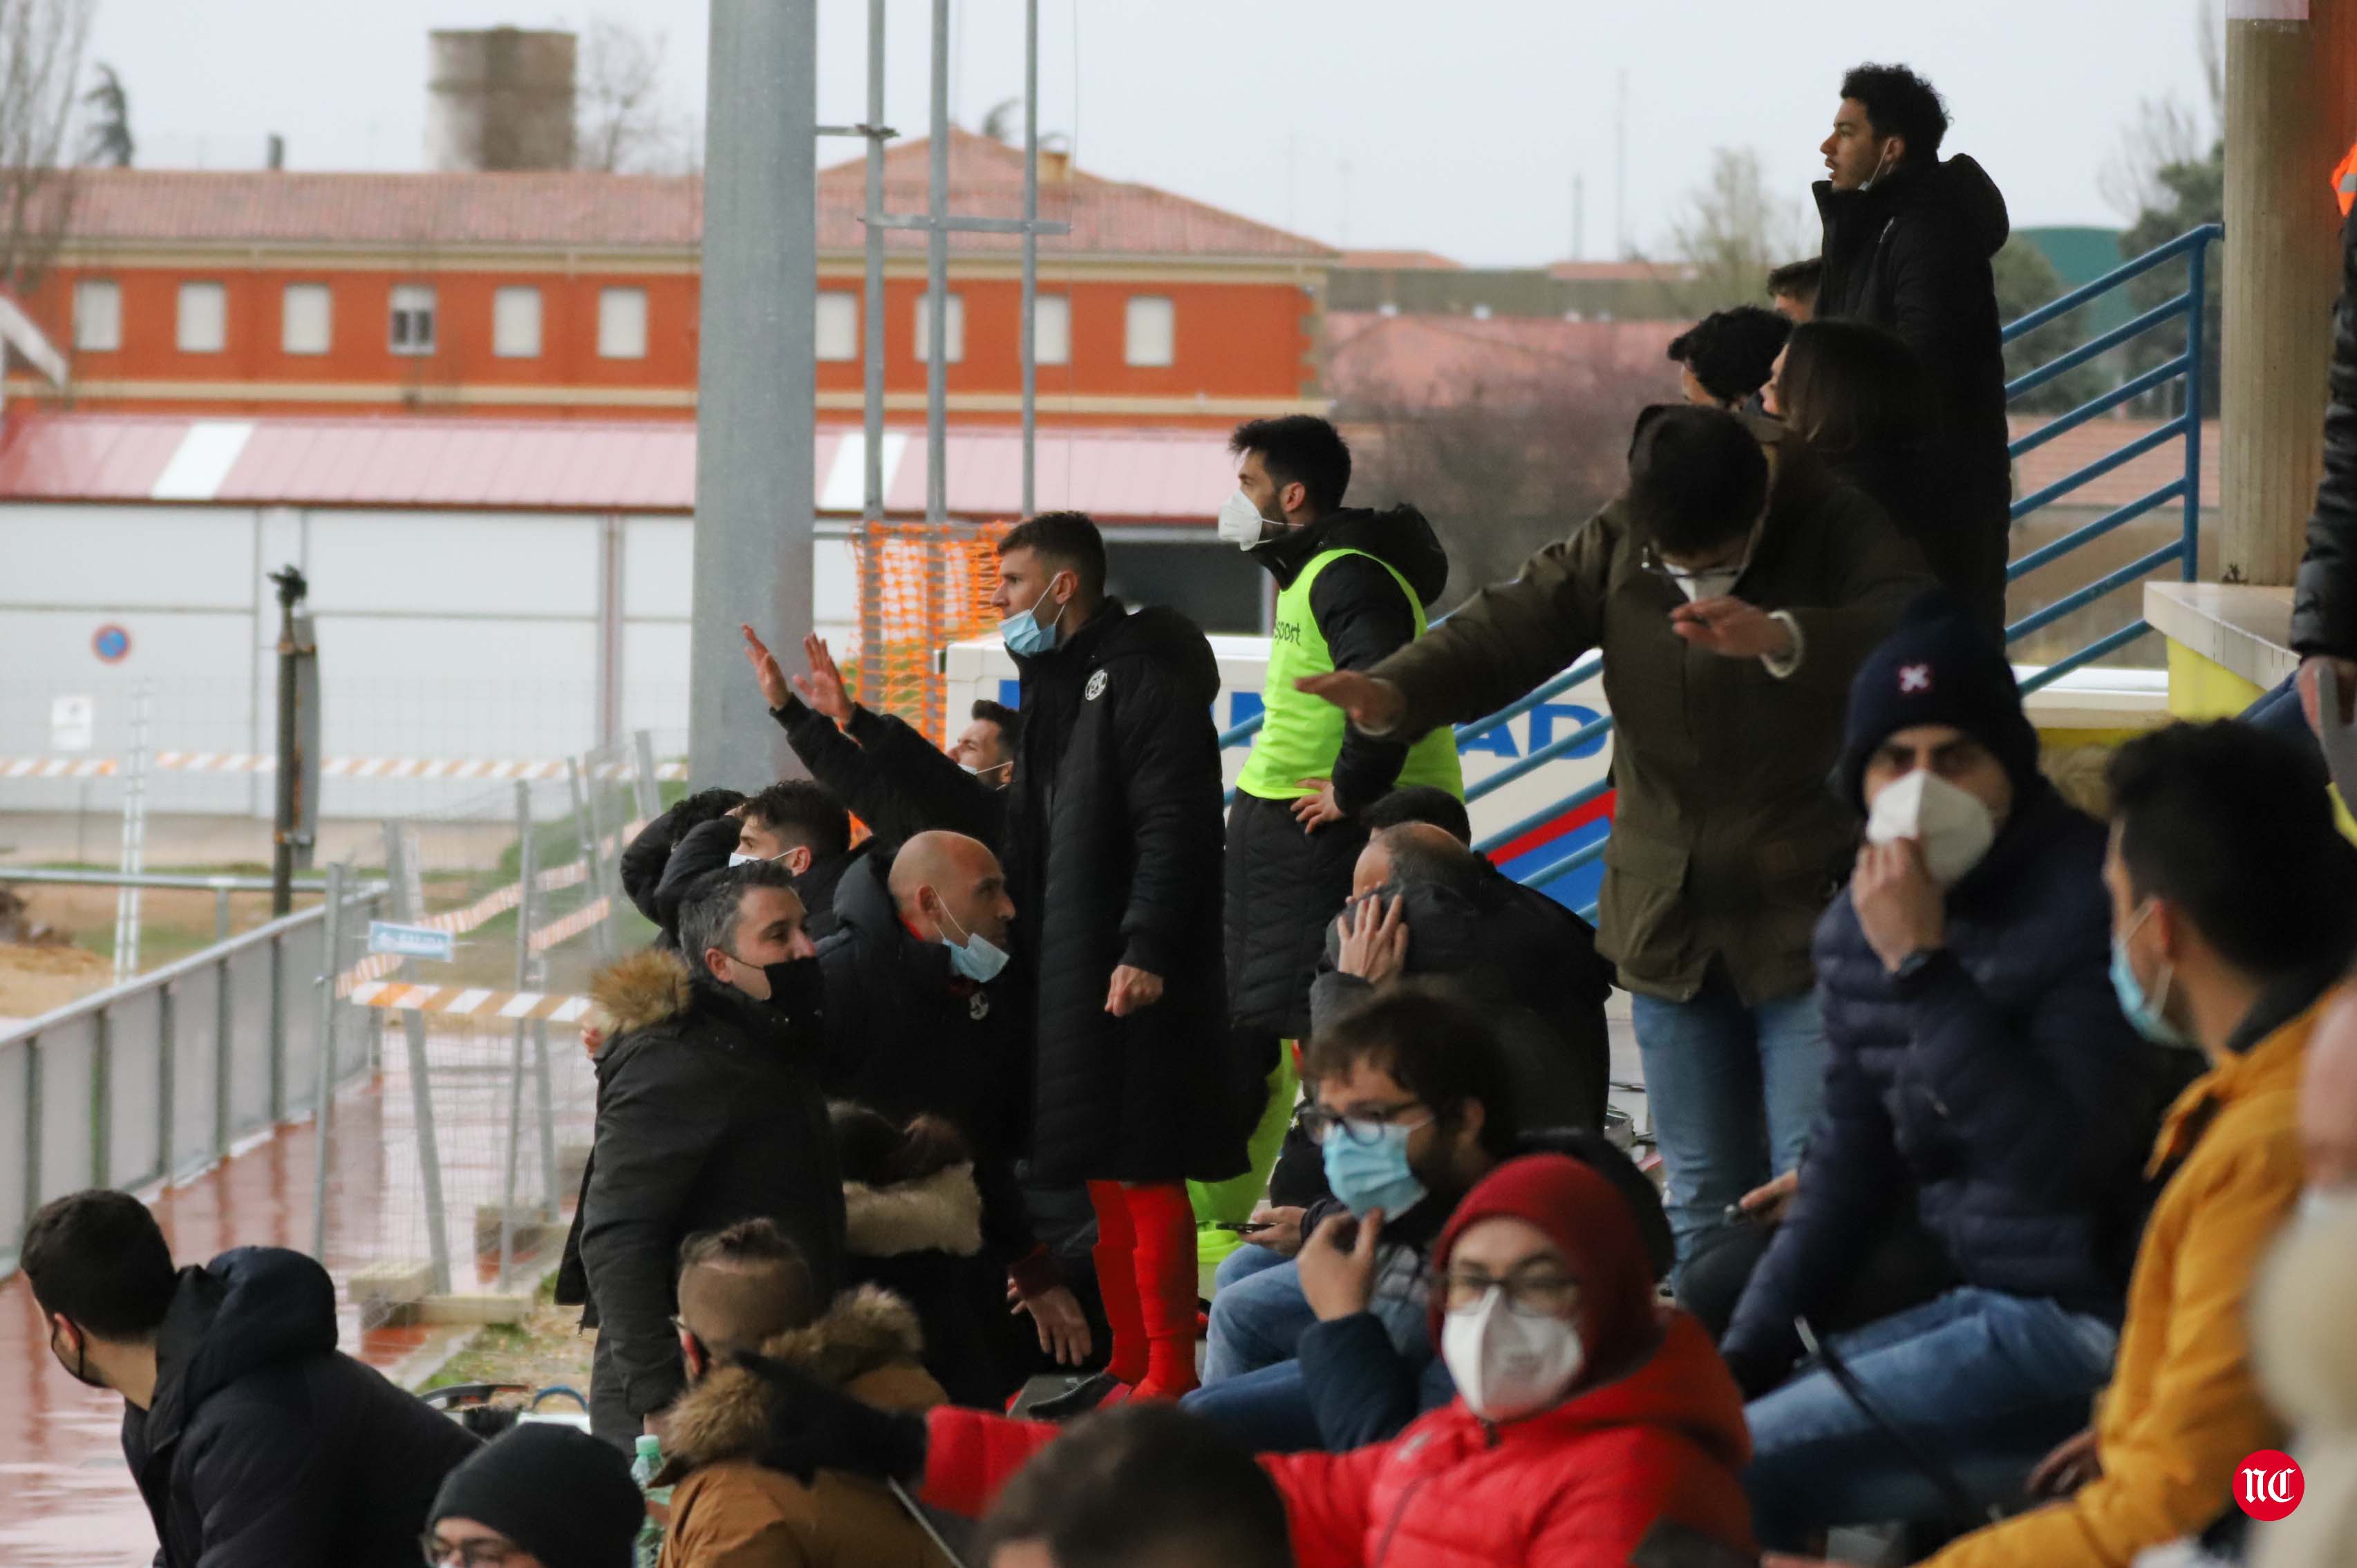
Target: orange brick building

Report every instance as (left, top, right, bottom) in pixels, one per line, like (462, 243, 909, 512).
(3, 129, 1335, 426)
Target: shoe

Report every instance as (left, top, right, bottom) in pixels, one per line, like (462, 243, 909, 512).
(1025, 1370, 1129, 1422)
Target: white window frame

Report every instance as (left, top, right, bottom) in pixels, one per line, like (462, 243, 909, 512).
(493, 285, 544, 359)
(597, 286, 648, 360)
(1033, 294, 1071, 366)
(913, 290, 964, 363)
(176, 281, 227, 355)
(1124, 295, 1175, 367)
(390, 284, 437, 355)
(281, 283, 332, 355)
(73, 278, 121, 352)
(814, 291, 858, 362)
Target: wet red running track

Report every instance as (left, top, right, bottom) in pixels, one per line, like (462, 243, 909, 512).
(0, 1083, 467, 1567)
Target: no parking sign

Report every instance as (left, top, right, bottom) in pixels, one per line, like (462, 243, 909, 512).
(93, 623, 133, 663)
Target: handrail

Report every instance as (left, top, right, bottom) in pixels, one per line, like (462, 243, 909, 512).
(0, 867, 349, 895)
(0, 887, 374, 1047)
(2000, 225, 2220, 341)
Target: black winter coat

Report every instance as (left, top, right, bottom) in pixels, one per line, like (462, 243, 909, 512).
(1816, 155, 2013, 625)
(2295, 207, 2357, 659)
(1227, 506, 1454, 1038)
(1830, 445, 2001, 639)
(123, 1247, 478, 1568)
(556, 949, 846, 1421)
(816, 851, 1039, 1268)
(1719, 785, 2154, 1388)
(620, 791, 746, 948)
(773, 695, 1007, 853)
(1005, 598, 1246, 1184)
(790, 842, 872, 945)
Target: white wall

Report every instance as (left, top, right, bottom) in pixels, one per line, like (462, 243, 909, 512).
(0, 500, 876, 822)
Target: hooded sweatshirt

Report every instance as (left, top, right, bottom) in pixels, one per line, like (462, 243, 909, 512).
(919, 1155, 1754, 1568)
(124, 1247, 480, 1568)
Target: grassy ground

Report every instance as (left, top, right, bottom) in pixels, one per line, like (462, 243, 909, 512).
(420, 1272, 596, 1402)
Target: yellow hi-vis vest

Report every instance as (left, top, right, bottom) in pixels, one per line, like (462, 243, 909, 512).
(1235, 547, 1464, 802)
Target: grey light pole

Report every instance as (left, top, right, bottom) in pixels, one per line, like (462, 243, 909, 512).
(687, 1, 818, 788)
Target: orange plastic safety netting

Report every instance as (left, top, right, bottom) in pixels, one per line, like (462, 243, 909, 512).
(852, 520, 1009, 744)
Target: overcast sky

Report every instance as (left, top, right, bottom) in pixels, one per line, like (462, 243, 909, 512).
(92, 0, 2215, 265)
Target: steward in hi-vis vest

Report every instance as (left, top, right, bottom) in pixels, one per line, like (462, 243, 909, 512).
(1221, 416, 1460, 1045)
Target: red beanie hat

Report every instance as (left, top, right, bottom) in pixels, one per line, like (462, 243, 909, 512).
(1430, 1153, 1655, 1371)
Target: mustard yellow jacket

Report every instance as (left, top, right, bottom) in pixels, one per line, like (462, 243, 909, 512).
(1925, 996, 2318, 1567)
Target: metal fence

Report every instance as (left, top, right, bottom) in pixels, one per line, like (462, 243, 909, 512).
(0, 875, 384, 1270)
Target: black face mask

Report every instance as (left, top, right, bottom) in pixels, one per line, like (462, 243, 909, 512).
(50, 1319, 109, 1391)
(758, 956, 825, 1030)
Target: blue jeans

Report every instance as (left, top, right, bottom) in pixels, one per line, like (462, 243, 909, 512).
(1743, 1287, 2120, 1550)
(1630, 980, 1828, 1273)
(1185, 1296, 1447, 1451)
(1201, 1249, 1428, 1383)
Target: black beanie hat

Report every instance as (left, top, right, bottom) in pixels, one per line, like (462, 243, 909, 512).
(429, 1423, 644, 1568)
(1834, 592, 2041, 813)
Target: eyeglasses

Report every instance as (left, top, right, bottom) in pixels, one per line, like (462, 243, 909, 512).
(420, 1533, 519, 1568)
(1296, 1100, 1431, 1146)
(1443, 1267, 1582, 1319)
(1637, 536, 1751, 589)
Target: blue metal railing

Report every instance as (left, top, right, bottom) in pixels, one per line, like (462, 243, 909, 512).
(1222, 225, 2221, 916)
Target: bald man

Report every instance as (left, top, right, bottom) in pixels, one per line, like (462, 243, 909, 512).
(659, 1218, 955, 1568)
(815, 831, 1090, 1399)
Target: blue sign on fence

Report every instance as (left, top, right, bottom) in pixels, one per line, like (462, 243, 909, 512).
(368, 920, 454, 963)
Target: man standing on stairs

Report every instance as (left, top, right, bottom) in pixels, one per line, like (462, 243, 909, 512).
(1219, 416, 1463, 1229)
(1814, 62, 2013, 636)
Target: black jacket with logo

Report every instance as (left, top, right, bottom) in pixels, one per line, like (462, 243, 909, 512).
(1004, 598, 1245, 1184)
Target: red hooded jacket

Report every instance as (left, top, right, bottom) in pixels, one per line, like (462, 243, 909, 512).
(923, 1155, 1754, 1566)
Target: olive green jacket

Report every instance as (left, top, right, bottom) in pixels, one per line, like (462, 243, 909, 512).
(1371, 415, 1931, 1003)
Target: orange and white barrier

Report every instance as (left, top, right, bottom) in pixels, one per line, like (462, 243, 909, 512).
(347, 980, 593, 1024)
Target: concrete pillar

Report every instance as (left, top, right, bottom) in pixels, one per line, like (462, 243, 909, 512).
(2222, 0, 2357, 587)
(688, 1, 818, 787)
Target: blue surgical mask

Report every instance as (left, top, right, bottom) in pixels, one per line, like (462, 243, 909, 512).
(1322, 1122, 1429, 1220)
(938, 906, 1010, 984)
(998, 580, 1067, 658)
(2110, 903, 2190, 1048)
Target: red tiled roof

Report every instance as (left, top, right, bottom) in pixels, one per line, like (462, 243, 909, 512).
(1548, 259, 1700, 283)
(1336, 249, 1463, 271)
(53, 130, 1335, 262)
(2010, 415, 2220, 510)
(1324, 311, 1682, 410)
(0, 410, 1238, 522)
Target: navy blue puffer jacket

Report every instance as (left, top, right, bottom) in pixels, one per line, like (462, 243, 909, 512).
(1720, 782, 2154, 1386)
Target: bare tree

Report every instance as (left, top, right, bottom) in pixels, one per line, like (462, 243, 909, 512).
(0, 0, 94, 296)
(575, 17, 695, 174)
(1340, 339, 1666, 603)
(2098, 2, 2222, 221)
(1646, 147, 1805, 318)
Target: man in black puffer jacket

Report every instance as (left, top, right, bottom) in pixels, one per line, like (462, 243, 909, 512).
(21, 1191, 478, 1568)
(1222, 416, 1462, 1069)
(989, 511, 1245, 1404)
(1726, 598, 2161, 1551)
(556, 860, 847, 1447)
(816, 829, 1093, 1397)
(1814, 64, 2013, 634)
(618, 787, 746, 947)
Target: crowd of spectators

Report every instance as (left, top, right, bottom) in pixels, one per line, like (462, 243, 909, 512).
(21, 54, 2357, 1568)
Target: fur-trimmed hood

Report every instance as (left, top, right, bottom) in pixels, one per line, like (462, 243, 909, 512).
(656, 1287, 933, 1479)
(844, 1164, 984, 1258)
(590, 947, 693, 1033)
